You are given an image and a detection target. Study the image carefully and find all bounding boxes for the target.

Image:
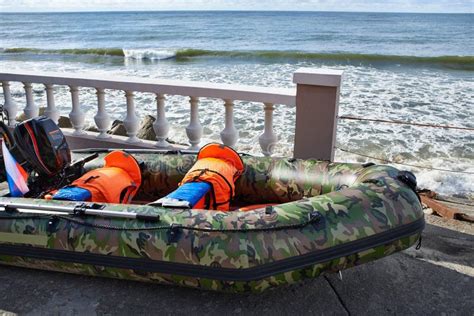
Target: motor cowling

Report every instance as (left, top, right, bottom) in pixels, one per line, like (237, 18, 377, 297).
(13, 116, 71, 176)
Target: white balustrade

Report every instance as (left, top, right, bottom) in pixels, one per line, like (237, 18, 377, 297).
(68, 86, 85, 135)
(258, 103, 278, 156)
(186, 96, 203, 150)
(123, 91, 141, 143)
(153, 93, 170, 147)
(1, 81, 18, 126)
(44, 84, 60, 124)
(0, 69, 343, 160)
(23, 82, 39, 119)
(94, 88, 111, 139)
(220, 99, 238, 147)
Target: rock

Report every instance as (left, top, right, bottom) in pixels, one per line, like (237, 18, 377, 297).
(58, 116, 72, 128)
(16, 107, 46, 122)
(107, 120, 127, 136)
(135, 115, 187, 145)
(84, 125, 99, 133)
(15, 110, 185, 146)
(166, 138, 187, 146)
(16, 107, 45, 122)
(136, 115, 156, 141)
(16, 106, 72, 128)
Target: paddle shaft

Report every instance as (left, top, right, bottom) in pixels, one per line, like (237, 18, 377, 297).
(0, 202, 160, 222)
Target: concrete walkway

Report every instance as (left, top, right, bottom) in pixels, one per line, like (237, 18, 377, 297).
(0, 214, 473, 316)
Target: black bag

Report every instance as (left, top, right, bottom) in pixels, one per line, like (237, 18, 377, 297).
(14, 116, 71, 176)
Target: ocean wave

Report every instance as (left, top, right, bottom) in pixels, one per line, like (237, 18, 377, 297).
(2, 47, 176, 61)
(175, 49, 474, 69)
(2, 47, 473, 69)
(123, 49, 177, 60)
(2, 47, 125, 57)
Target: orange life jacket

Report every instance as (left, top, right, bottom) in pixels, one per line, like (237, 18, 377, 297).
(180, 143, 244, 211)
(70, 151, 142, 204)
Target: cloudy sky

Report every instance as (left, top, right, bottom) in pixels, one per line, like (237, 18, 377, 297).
(0, 0, 472, 13)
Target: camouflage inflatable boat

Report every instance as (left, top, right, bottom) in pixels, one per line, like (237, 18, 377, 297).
(0, 151, 424, 292)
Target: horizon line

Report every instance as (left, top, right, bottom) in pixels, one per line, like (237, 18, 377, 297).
(0, 9, 472, 14)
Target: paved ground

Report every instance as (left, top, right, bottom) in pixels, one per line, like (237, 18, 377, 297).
(0, 214, 473, 316)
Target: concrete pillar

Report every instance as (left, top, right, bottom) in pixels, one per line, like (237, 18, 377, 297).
(293, 68, 343, 161)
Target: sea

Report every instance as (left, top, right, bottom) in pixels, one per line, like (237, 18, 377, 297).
(0, 11, 472, 198)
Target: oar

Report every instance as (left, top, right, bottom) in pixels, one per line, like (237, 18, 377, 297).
(0, 201, 161, 222)
(72, 148, 198, 154)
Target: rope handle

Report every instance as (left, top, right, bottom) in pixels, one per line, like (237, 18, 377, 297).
(338, 115, 474, 131)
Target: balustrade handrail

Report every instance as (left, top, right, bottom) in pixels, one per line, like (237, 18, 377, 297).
(0, 70, 296, 106)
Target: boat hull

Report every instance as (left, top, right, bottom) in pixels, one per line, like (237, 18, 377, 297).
(0, 232, 420, 292)
(0, 154, 424, 292)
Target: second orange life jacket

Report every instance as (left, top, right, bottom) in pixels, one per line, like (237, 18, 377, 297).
(180, 143, 244, 211)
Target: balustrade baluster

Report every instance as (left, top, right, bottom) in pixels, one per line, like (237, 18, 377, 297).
(68, 86, 85, 135)
(1, 81, 18, 126)
(44, 84, 59, 124)
(123, 91, 141, 143)
(258, 103, 278, 156)
(153, 93, 170, 147)
(220, 99, 238, 147)
(23, 82, 38, 119)
(185, 96, 203, 150)
(94, 88, 111, 139)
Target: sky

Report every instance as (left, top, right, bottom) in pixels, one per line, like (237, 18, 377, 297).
(0, 0, 472, 13)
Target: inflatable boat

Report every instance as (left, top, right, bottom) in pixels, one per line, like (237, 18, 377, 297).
(0, 118, 424, 292)
(0, 150, 424, 292)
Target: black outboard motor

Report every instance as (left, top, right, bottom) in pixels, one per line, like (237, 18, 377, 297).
(13, 116, 71, 176)
(1, 116, 98, 198)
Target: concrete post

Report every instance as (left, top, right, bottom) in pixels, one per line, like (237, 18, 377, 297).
(293, 68, 343, 161)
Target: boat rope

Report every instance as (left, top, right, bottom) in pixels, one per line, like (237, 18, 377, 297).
(338, 115, 474, 131)
(335, 147, 474, 175)
(0, 211, 324, 233)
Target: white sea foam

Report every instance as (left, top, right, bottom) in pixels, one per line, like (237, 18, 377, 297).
(123, 49, 177, 60)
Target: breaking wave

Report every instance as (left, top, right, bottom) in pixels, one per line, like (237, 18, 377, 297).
(123, 49, 177, 60)
(1, 47, 473, 70)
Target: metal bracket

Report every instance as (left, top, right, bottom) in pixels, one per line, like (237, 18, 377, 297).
(166, 224, 182, 244)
